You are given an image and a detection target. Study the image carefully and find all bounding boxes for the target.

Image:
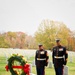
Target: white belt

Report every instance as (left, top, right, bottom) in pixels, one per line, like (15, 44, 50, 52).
(54, 56, 64, 59)
(37, 58, 46, 60)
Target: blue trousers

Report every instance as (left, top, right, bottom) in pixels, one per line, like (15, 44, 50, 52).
(36, 67, 45, 75)
(54, 66, 63, 75)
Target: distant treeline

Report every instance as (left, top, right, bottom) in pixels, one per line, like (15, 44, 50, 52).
(0, 20, 75, 51)
(0, 32, 37, 49)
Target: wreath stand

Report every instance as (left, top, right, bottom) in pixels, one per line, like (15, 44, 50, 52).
(5, 54, 30, 75)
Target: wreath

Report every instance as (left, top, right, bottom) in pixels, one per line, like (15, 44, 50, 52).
(5, 54, 30, 75)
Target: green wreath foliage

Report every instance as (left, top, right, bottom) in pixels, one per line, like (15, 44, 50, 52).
(8, 54, 27, 75)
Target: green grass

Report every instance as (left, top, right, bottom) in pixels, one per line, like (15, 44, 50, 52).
(0, 57, 11, 75)
(0, 56, 75, 75)
(32, 67, 55, 75)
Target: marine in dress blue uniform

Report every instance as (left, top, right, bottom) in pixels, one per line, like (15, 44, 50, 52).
(35, 44, 49, 75)
(52, 39, 68, 75)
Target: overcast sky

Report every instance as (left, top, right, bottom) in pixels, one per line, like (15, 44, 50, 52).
(0, 0, 75, 35)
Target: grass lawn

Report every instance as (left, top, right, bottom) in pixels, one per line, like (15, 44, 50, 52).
(0, 56, 75, 75)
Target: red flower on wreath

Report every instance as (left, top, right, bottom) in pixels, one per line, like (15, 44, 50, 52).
(24, 64, 30, 75)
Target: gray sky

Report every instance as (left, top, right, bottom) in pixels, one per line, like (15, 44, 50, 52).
(0, 0, 75, 35)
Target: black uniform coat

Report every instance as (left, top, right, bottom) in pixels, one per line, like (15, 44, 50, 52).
(52, 45, 68, 67)
(35, 49, 49, 67)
